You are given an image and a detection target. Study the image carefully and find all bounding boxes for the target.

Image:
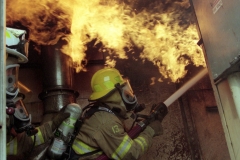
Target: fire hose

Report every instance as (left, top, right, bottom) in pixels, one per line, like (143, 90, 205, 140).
(96, 68, 208, 160)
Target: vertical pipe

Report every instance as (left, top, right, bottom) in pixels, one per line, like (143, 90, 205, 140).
(33, 38, 79, 160)
(0, 0, 6, 159)
(227, 72, 240, 118)
(39, 37, 79, 115)
(40, 38, 73, 91)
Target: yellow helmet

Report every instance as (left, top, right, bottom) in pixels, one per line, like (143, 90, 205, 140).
(89, 68, 126, 101)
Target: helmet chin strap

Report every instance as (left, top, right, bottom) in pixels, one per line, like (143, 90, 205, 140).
(115, 83, 138, 111)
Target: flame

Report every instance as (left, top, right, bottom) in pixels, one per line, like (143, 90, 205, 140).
(6, 0, 206, 82)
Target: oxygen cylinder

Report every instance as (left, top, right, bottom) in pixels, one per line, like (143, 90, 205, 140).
(47, 103, 82, 159)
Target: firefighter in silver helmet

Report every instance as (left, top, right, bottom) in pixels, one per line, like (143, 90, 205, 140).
(69, 68, 164, 160)
(5, 27, 70, 158)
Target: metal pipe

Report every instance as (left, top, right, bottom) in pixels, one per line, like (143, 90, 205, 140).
(40, 38, 73, 91)
(39, 37, 79, 114)
(34, 37, 79, 160)
(0, 0, 6, 159)
(227, 72, 240, 118)
(39, 89, 79, 113)
(164, 68, 208, 107)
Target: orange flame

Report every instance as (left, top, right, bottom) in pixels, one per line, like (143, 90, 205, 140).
(6, 0, 206, 82)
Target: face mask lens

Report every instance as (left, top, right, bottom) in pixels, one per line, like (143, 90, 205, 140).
(122, 89, 135, 102)
(15, 99, 29, 119)
(6, 64, 19, 95)
(122, 81, 136, 102)
(115, 81, 138, 111)
(12, 97, 31, 133)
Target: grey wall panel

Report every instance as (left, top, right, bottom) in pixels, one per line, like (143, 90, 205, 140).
(191, 0, 240, 79)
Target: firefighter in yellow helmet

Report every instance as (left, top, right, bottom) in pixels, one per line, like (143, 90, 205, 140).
(68, 68, 164, 160)
(5, 27, 70, 159)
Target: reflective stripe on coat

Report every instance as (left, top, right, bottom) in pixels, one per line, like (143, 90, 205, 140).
(7, 127, 45, 156)
(73, 110, 155, 160)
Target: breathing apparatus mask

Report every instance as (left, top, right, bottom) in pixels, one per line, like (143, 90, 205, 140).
(115, 81, 145, 112)
(6, 63, 20, 101)
(6, 95, 37, 136)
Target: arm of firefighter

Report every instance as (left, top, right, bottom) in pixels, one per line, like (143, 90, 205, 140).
(95, 114, 155, 160)
(7, 112, 70, 156)
(38, 112, 70, 141)
(7, 127, 43, 156)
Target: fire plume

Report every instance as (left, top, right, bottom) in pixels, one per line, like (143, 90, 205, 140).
(6, 0, 206, 82)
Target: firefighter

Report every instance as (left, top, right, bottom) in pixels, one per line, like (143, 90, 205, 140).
(5, 27, 70, 158)
(68, 68, 164, 160)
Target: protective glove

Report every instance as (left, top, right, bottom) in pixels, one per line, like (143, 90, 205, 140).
(38, 112, 70, 141)
(150, 103, 168, 122)
(148, 120, 163, 137)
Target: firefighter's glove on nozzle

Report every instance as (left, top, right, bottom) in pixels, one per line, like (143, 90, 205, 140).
(148, 102, 168, 137)
(39, 112, 70, 141)
(149, 120, 163, 137)
(151, 102, 168, 122)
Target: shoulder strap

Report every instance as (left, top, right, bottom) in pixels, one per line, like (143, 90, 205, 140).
(84, 105, 115, 118)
